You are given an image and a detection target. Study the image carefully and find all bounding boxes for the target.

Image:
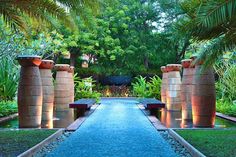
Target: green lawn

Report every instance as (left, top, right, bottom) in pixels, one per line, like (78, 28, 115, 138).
(176, 129, 236, 157)
(0, 129, 57, 156)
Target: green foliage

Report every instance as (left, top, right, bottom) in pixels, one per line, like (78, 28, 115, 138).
(0, 59, 19, 101)
(132, 76, 150, 98)
(148, 76, 162, 99)
(132, 75, 162, 99)
(215, 61, 236, 102)
(74, 76, 101, 102)
(0, 101, 17, 117)
(216, 99, 236, 117)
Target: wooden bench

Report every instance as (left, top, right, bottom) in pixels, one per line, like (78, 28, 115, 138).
(69, 98, 96, 117)
(139, 98, 165, 115)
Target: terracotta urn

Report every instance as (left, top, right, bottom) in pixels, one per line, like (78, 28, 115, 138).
(166, 64, 182, 71)
(39, 60, 54, 69)
(17, 55, 43, 128)
(54, 64, 70, 71)
(17, 55, 41, 67)
(68, 66, 75, 74)
(161, 66, 167, 73)
(181, 59, 193, 68)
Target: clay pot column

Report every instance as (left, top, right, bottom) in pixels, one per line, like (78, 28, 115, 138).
(68, 66, 75, 103)
(161, 66, 168, 104)
(191, 59, 216, 127)
(17, 55, 42, 128)
(54, 64, 74, 128)
(181, 59, 194, 123)
(166, 64, 182, 111)
(39, 60, 54, 128)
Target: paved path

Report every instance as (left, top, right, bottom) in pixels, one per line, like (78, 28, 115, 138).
(47, 99, 178, 157)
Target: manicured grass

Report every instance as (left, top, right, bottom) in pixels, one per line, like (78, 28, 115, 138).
(0, 129, 57, 156)
(176, 129, 236, 157)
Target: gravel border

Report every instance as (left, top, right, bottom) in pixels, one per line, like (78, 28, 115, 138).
(159, 130, 192, 157)
(33, 131, 73, 157)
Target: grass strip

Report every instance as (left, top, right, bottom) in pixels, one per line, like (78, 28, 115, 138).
(0, 129, 56, 157)
(176, 129, 236, 157)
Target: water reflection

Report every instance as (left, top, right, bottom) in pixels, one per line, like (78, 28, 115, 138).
(157, 109, 236, 128)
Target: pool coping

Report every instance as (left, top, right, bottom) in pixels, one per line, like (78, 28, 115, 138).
(168, 129, 206, 157)
(137, 104, 167, 130)
(17, 128, 64, 157)
(216, 112, 236, 123)
(0, 113, 18, 124)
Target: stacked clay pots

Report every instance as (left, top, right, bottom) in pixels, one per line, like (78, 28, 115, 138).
(166, 64, 182, 111)
(191, 59, 216, 127)
(54, 64, 74, 128)
(181, 59, 194, 122)
(161, 66, 168, 104)
(39, 60, 54, 128)
(17, 55, 42, 128)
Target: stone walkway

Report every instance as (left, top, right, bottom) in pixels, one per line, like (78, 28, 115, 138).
(47, 99, 178, 157)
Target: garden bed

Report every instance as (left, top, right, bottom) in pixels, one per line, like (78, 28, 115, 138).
(175, 129, 236, 157)
(0, 129, 57, 156)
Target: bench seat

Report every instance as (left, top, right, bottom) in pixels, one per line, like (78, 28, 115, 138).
(69, 98, 96, 109)
(69, 98, 96, 117)
(139, 98, 165, 109)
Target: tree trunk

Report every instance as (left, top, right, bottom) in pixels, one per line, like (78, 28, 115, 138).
(70, 53, 79, 67)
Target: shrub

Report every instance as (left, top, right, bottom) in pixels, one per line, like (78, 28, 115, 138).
(132, 75, 162, 99)
(0, 101, 17, 117)
(216, 99, 236, 117)
(74, 76, 101, 102)
(132, 76, 150, 98)
(215, 63, 236, 102)
(0, 59, 19, 101)
(148, 75, 162, 99)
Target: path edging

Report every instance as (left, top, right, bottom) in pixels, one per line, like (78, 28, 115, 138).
(216, 112, 236, 123)
(66, 104, 100, 131)
(137, 104, 167, 130)
(0, 113, 18, 124)
(168, 129, 206, 157)
(17, 129, 64, 157)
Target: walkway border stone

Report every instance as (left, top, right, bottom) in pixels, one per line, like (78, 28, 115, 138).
(0, 113, 18, 124)
(66, 104, 100, 131)
(137, 104, 167, 130)
(18, 129, 64, 157)
(216, 112, 236, 123)
(168, 129, 206, 157)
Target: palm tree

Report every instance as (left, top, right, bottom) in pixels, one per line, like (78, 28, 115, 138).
(177, 0, 236, 66)
(0, 0, 100, 31)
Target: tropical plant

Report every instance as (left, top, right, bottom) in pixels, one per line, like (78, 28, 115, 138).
(148, 75, 162, 99)
(178, 0, 236, 66)
(132, 76, 150, 98)
(74, 76, 101, 102)
(0, 59, 19, 101)
(0, 0, 101, 31)
(215, 62, 236, 102)
(0, 101, 17, 117)
(216, 99, 236, 117)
